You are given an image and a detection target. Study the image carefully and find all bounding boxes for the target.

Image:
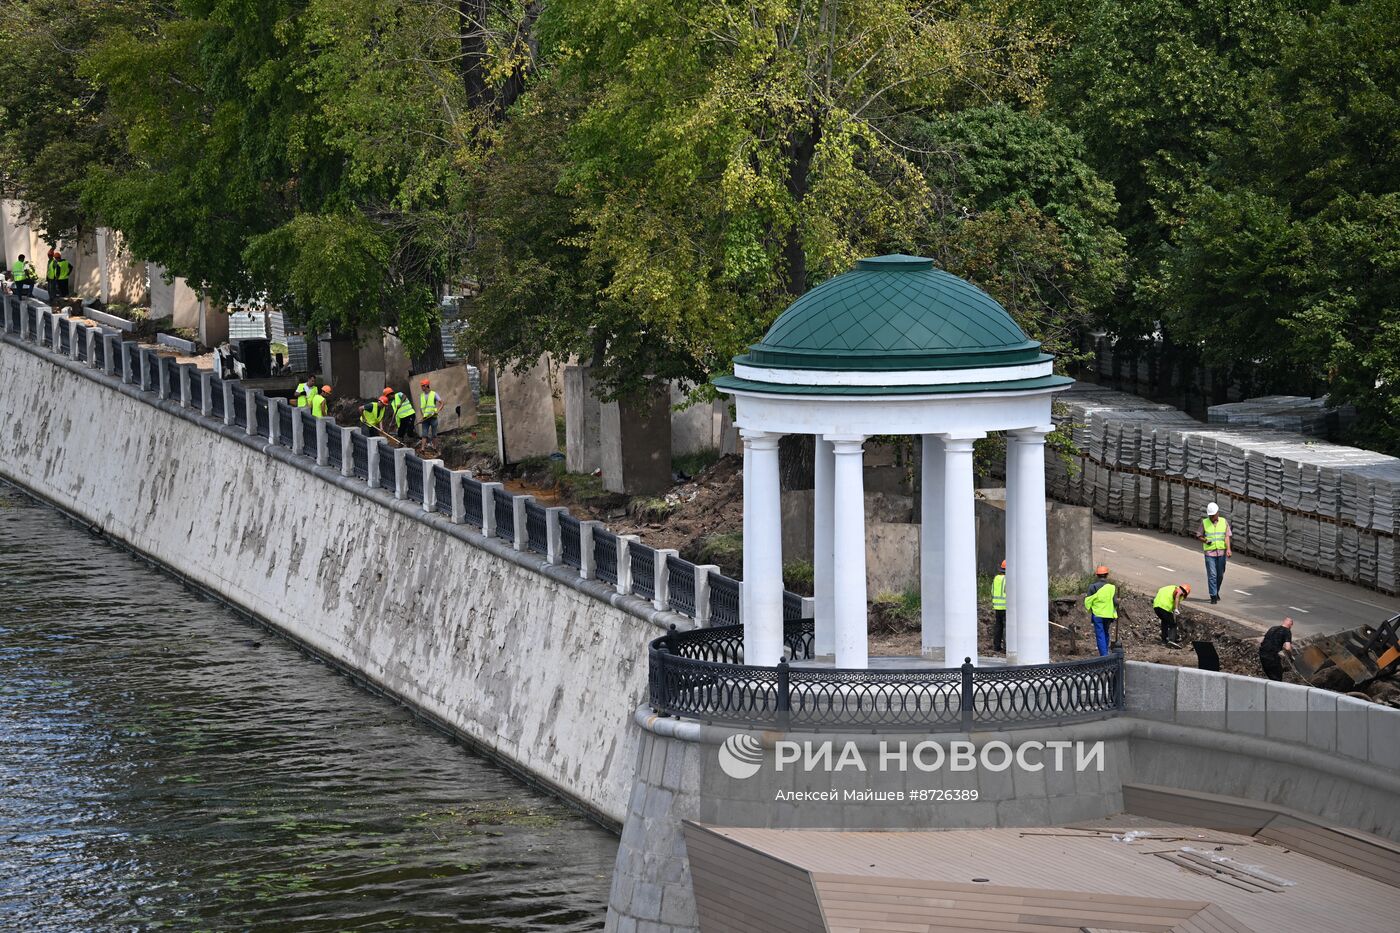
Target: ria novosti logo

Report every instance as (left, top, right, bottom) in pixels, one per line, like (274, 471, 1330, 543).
(717, 733, 765, 779)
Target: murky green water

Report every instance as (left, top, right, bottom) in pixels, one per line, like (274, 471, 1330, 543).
(0, 482, 616, 931)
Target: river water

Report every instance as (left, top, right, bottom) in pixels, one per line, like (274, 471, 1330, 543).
(0, 481, 617, 931)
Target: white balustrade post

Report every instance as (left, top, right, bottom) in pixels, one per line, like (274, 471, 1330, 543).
(920, 434, 946, 660)
(740, 430, 785, 666)
(343, 430, 359, 478)
(121, 341, 135, 384)
(512, 495, 531, 551)
(813, 435, 836, 657)
(449, 471, 469, 524)
(421, 458, 440, 508)
(87, 327, 100, 368)
(579, 521, 600, 580)
(1012, 427, 1053, 664)
(244, 389, 259, 436)
(367, 437, 385, 488)
(140, 347, 155, 389)
(480, 482, 503, 537)
(316, 418, 331, 466)
(178, 364, 192, 407)
(290, 404, 305, 453)
(197, 371, 213, 414)
(68, 320, 81, 361)
(392, 446, 409, 497)
(18, 301, 30, 341)
(267, 397, 284, 444)
(654, 548, 679, 612)
(941, 434, 984, 668)
(618, 534, 639, 596)
(693, 564, 721, 626)
(221, 381, 236, 426)
(831, 436, 869, 669)
(545, 507, 566, 563)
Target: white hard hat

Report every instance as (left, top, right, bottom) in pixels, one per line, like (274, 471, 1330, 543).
(1206, 502, 1219, 516)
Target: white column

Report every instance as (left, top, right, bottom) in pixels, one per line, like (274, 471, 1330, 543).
(1011, 427, 1053, 664)
(920, 434, 945, 660)
(1003, 434, 1021, 662)
(831, 436, 869, 669)
(741, 430, 784, 665)
(942, 434, 984, 667)
(813, 436, 836, 657)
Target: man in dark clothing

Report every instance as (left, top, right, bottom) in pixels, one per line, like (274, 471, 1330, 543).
(1259, 617, 1294, 681)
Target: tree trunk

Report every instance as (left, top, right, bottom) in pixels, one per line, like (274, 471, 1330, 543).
(781, 120, 820, 298)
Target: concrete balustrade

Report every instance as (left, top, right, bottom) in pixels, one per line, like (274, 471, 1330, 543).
(511, 495, 531, 551)
(617, 535, 640, 596)
(653, 548, 679, 612)
(578, 521, 600, 580)
(392, 447, 409, 498)
(545, 507, 566, 564)
(366, 436, 385, 488)
(480, 482, 503, 537)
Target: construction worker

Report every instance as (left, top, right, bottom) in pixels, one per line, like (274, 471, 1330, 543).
(1259, 617, 1294, 681)
(52, 251, 71, 300)
(991, 559, 1008, 652)
(294, 380, 311, 408)
(391, 386, 416, 442)
(1084, 566, 1118, 657)
(310, 384, 331, 417)
(45, 250, 59, 295)
(10, 254, 35, 297)
(360, 395, 386, 435)
(1152, 583, 1191, 646)
(418, 377, 441, 441)
(1197, 502, 1232, 604)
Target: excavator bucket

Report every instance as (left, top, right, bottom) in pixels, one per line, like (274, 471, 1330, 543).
(1293, 613, 1400, 686)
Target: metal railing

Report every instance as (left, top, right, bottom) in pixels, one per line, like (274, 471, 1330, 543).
(650, 622, 1125, 732)
(492, 486, 514, 542)
(666, 555, 697, 616)
(462, 476, 484, 526)
(278, 404, 294, 447)
(252, 391, 270, 436)
(73, 325, 87, 359)
(326, 423, 344, 469)
(433, 465, 453, 516)
(93, 333, 107, 370)
(404, 452, 425, 502)
(525, 501, 548, 555)
(351, 432, 370, 479)
(709, 574, 741, 626)
(300, 411, 318, 459)
(209, 376, 226, 418)
(631, 542, 657, 600)
(560, 514, 582, 568)
(231, 387, 248, 427)
(593, 528, 619, 585)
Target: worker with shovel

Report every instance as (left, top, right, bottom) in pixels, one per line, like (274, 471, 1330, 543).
(1153, 583, 1190, 647)
(1259, 617, 1294, 682)
(390, 386, 416, 443)
(360, 395, 387, 435)
(1084, 566, 1119, 657)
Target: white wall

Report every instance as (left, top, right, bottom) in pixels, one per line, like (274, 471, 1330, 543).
(0, 338, 654, 826)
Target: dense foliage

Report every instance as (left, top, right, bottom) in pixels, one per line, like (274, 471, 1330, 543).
(0, 0, 1394, 445)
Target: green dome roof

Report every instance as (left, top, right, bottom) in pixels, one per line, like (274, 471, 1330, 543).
(742, 255, 1042, 371)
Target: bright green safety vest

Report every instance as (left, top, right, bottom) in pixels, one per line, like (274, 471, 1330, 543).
(56, 259, 71, 280)
(1202, 518, 1229, 552)
(1085, 583, 1118, 619)
(420, 390, 440, 418)
(393, 393, 414, 420)
(362, 401, 384, 428)
(11, 260, 29, 282)
(295, 383, 311, 408)
(1153, 585, 1180, 613)
(310, 393, 328, 417)
(991, 574, 1007, 610)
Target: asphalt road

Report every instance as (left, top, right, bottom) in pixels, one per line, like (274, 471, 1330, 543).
(1093, 521, 1399, 640)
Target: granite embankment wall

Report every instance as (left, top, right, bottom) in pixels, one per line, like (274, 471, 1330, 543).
(0, 329, 669, 827)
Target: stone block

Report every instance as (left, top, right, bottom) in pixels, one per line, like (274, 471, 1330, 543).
(495, 356, 558, 464)
(669, 381, 722, 456)
(868, 522, 920, 595)
(995, 795, 1051, 827)
(1225, 672, 1267, 737)
(564, 364, 602, 473)
(1265, 680, 1309, 745)
(1305, 688, 1338, 753)
(1124, 661, 1177, 719)
(413, 363, 477, 433)
(1174, 666, 1227, 731)
(1336, 695, 1370, 762)
(600, 381, 671, 495)
(318, 336, 360, 393)
(1367, 704, 1400, 771)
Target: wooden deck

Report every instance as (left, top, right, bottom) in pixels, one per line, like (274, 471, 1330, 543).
(686, 816, 1400, 933)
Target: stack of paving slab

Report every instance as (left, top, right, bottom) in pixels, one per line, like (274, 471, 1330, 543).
(1048, 383, 1400, 594)
(1208, 395, 1355, 438)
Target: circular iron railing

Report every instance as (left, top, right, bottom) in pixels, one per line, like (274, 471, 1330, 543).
(649, 621, 1124, 732)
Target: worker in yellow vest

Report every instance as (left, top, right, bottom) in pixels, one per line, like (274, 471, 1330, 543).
(417, 377, 441, 441)
(10, 254, 35, 297)
(310, 384, 331, 418)
(391, 387, 416, 442)
(1196, 502, 1232, 604)
(45, 250, 59, 293)
(359, 395, 386, 435)
(1083, 566, 1118, 657)
(991, 559, 1008, 653)
(294, 381, 312, 408)
(52, 251, 72, 299)
(1152, 583, 1190, 646)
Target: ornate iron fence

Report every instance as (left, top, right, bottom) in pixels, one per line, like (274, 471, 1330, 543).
(666, 556, 697, 616)
(593, 528, 619, 585)
(377, 445, 397, 493)
(709, 574, 740, 626)
(783, 590, 805, 621)
(650, 622, 1125, 732)
(560, 514, 582, 568)
(404, 452, 425, 502)
(59, 320, 71, 355)
(73, 325, 87, 359)
(93, 333, 107, 370)
(492, 487, 514, 542)
(630, 543, 657, 600)
(433, 465, 453, 516)
(209, 376, 225, 419)
(230, 386, 248, 427)
(252, 391, 270, 436)
(301, 411, 319, 460)
(462, 476, 484, 526)
(278, 405, 294, 447)
(525, 501, 548, 555)
(326, 423, 344, 470)
(351, 432, 370, 479)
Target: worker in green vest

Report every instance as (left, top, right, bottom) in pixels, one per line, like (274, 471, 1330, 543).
(45, 250, 59, 293)
(52, 251, 72, 299)
(1196, 502, 1232, 604)
(10, 254, 35, 297)
(991, 559, 1008, 653)
(1083, 566, 1118, 657)
(359, 395, 387, 435)
(391, 388, 416, 443)
(294, 381, 310, 408)
(417, 377, 441, 441)
(310, 384, 331, 417)
(1152, 583, 1190, 646)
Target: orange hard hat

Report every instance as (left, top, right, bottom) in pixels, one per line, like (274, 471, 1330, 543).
(1095, 565, 1110, 576)
(53, 251, 61, 259)
(1000, 559, 1007, 570)
(321, 385, 331, 393)
(419, 378, 430, 387)
(1181, 583, 1192, 595)
(383, 386, 394, 396)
